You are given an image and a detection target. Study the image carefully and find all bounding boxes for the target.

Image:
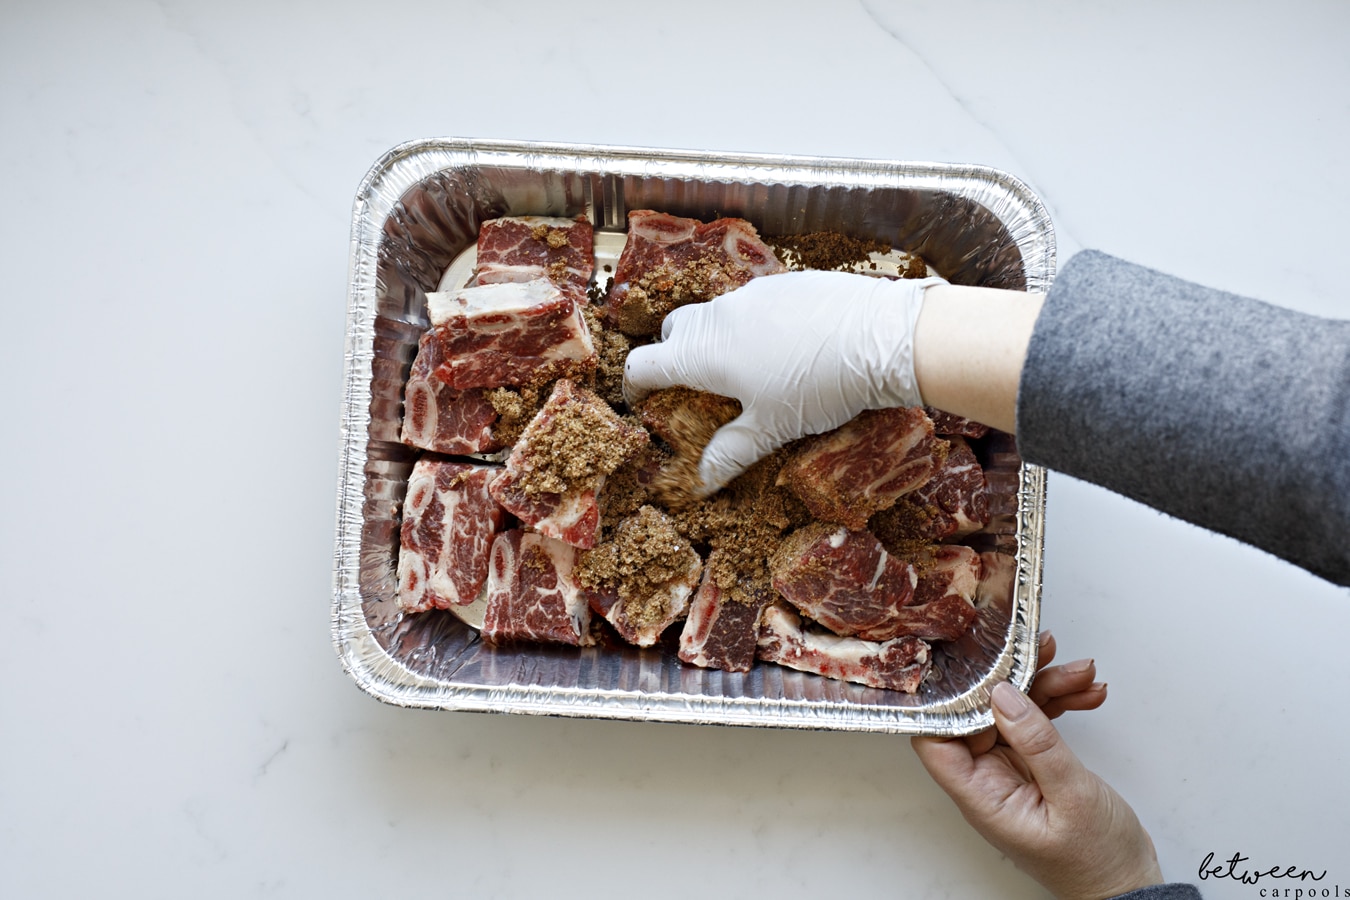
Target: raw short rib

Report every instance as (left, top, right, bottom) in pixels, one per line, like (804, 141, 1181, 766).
(481, 529, 593, 646)
(578, 506, 703, 647)
(400, 329, 503, 454)
(474, 215, 594, 306)
(397, 459, 505, 612)
(678, 551, 774, 673)
(606, 210, 786, 336)
(488, 379, 648, 549)
(924, 407, 990, 439)
(870, 435, 990, 545)
(425, 278, 595, 390)
(900, 544, 982, 642)
(769, 524, 918, 641)
(776, 406, 946, 530)
(756, 603, 932, 693)
(402, 216, 596, 453)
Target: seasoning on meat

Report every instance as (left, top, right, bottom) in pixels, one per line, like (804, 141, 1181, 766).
(489, 379, 647, 549)
(574, 505, 702, 646)
(395, 213, 999, 693)
(606, 210, 786, 336)
(633, 386, 743, 509)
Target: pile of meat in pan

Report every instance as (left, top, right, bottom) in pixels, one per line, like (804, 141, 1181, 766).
(395, 211, 1012, 693)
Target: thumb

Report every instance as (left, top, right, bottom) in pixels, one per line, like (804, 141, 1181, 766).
(989, 682, 1088, 801)
(697, 413, 787, 495)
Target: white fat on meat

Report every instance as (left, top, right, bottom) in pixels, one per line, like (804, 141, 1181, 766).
(756, 604, 932, 693)
(482, 529, 593, 646)
(424, 278, 595, 391)
(396, 459, 505, 613)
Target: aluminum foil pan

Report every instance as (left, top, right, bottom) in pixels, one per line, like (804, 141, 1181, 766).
(333, 138, 1054, 734)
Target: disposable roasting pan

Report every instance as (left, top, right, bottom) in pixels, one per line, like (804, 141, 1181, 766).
(333, 138, 1055, 735)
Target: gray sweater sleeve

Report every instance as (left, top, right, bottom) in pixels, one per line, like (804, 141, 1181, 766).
(1111, 886, 1203, 900)
(1017, 250, 1350, 586)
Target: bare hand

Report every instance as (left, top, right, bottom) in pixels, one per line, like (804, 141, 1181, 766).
(911, 633, 1163, 900)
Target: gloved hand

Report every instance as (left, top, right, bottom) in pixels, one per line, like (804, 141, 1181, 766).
(622, 270, 946, 493)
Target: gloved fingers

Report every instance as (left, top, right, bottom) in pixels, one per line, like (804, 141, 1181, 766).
(659, 301, 702, 342)
(622, 340, 688, 408)
(696, 413, 789, 495)
(989, 682, 1089, 803)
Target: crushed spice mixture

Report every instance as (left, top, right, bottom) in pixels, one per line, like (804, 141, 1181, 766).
(768, 232, 929, 279)
(487, 385, 545, 448)
(510, 383, 647, 497)
(581, 304, 632, 409)
(613, 251, 737, 335)
(574, 505, 700, 627)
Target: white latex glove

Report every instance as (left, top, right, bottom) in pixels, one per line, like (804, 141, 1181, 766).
(623, 270, 946, 493)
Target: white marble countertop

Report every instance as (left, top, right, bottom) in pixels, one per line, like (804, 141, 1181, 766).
(3, 2, 1347, 897)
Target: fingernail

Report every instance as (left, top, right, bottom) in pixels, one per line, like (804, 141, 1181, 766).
(1063, 658, 1094, 674)
(991, 682, 1032, 720)
(1038, 630, 1053, 647)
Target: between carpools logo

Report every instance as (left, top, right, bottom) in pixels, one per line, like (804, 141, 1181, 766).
(1199, 851, 1340, 897)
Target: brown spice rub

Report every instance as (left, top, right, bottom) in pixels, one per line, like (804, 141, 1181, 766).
(598, 441, 667, 532)
(580, 304, 632, 409)
(703, 546, 775, 608)
(510, 381, 648, 498)
(768, 232, 891, 272)
(869, 498, 944, 558)
(613, 251, 733, 336)
(529, 222, 573, 250)
(636, 387, 742, 452)
(667, 448, 807, 604)
(574, 505, 700, 627)
(634, 387, 743, 508)
(768, 231, 930, 279)
(894, 254, 930, 279)
(486, 385, 546, 448)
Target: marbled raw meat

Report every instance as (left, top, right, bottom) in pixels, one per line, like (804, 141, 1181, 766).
(578, 506, 702, 647)
(425, 278, 595, 390)
(488, 379, 648, 549)
(776, 406, 946, 530)
(871, 436, 990, 545)
(400, 329, 503, 454)
(909, 436, 989, 539)
(899, 544, 982, 642)
(769, 524, 918, 641)
(756, 603, 932, 693)
(770, 523, 981, 643)
(482, 529, 593, 646)
(678, 552, 774, 673)
(397, 459, 505, 612)
(606, 210, 786, 336)
(925, 407, 990, 439)
(474, 216, 594, 306)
